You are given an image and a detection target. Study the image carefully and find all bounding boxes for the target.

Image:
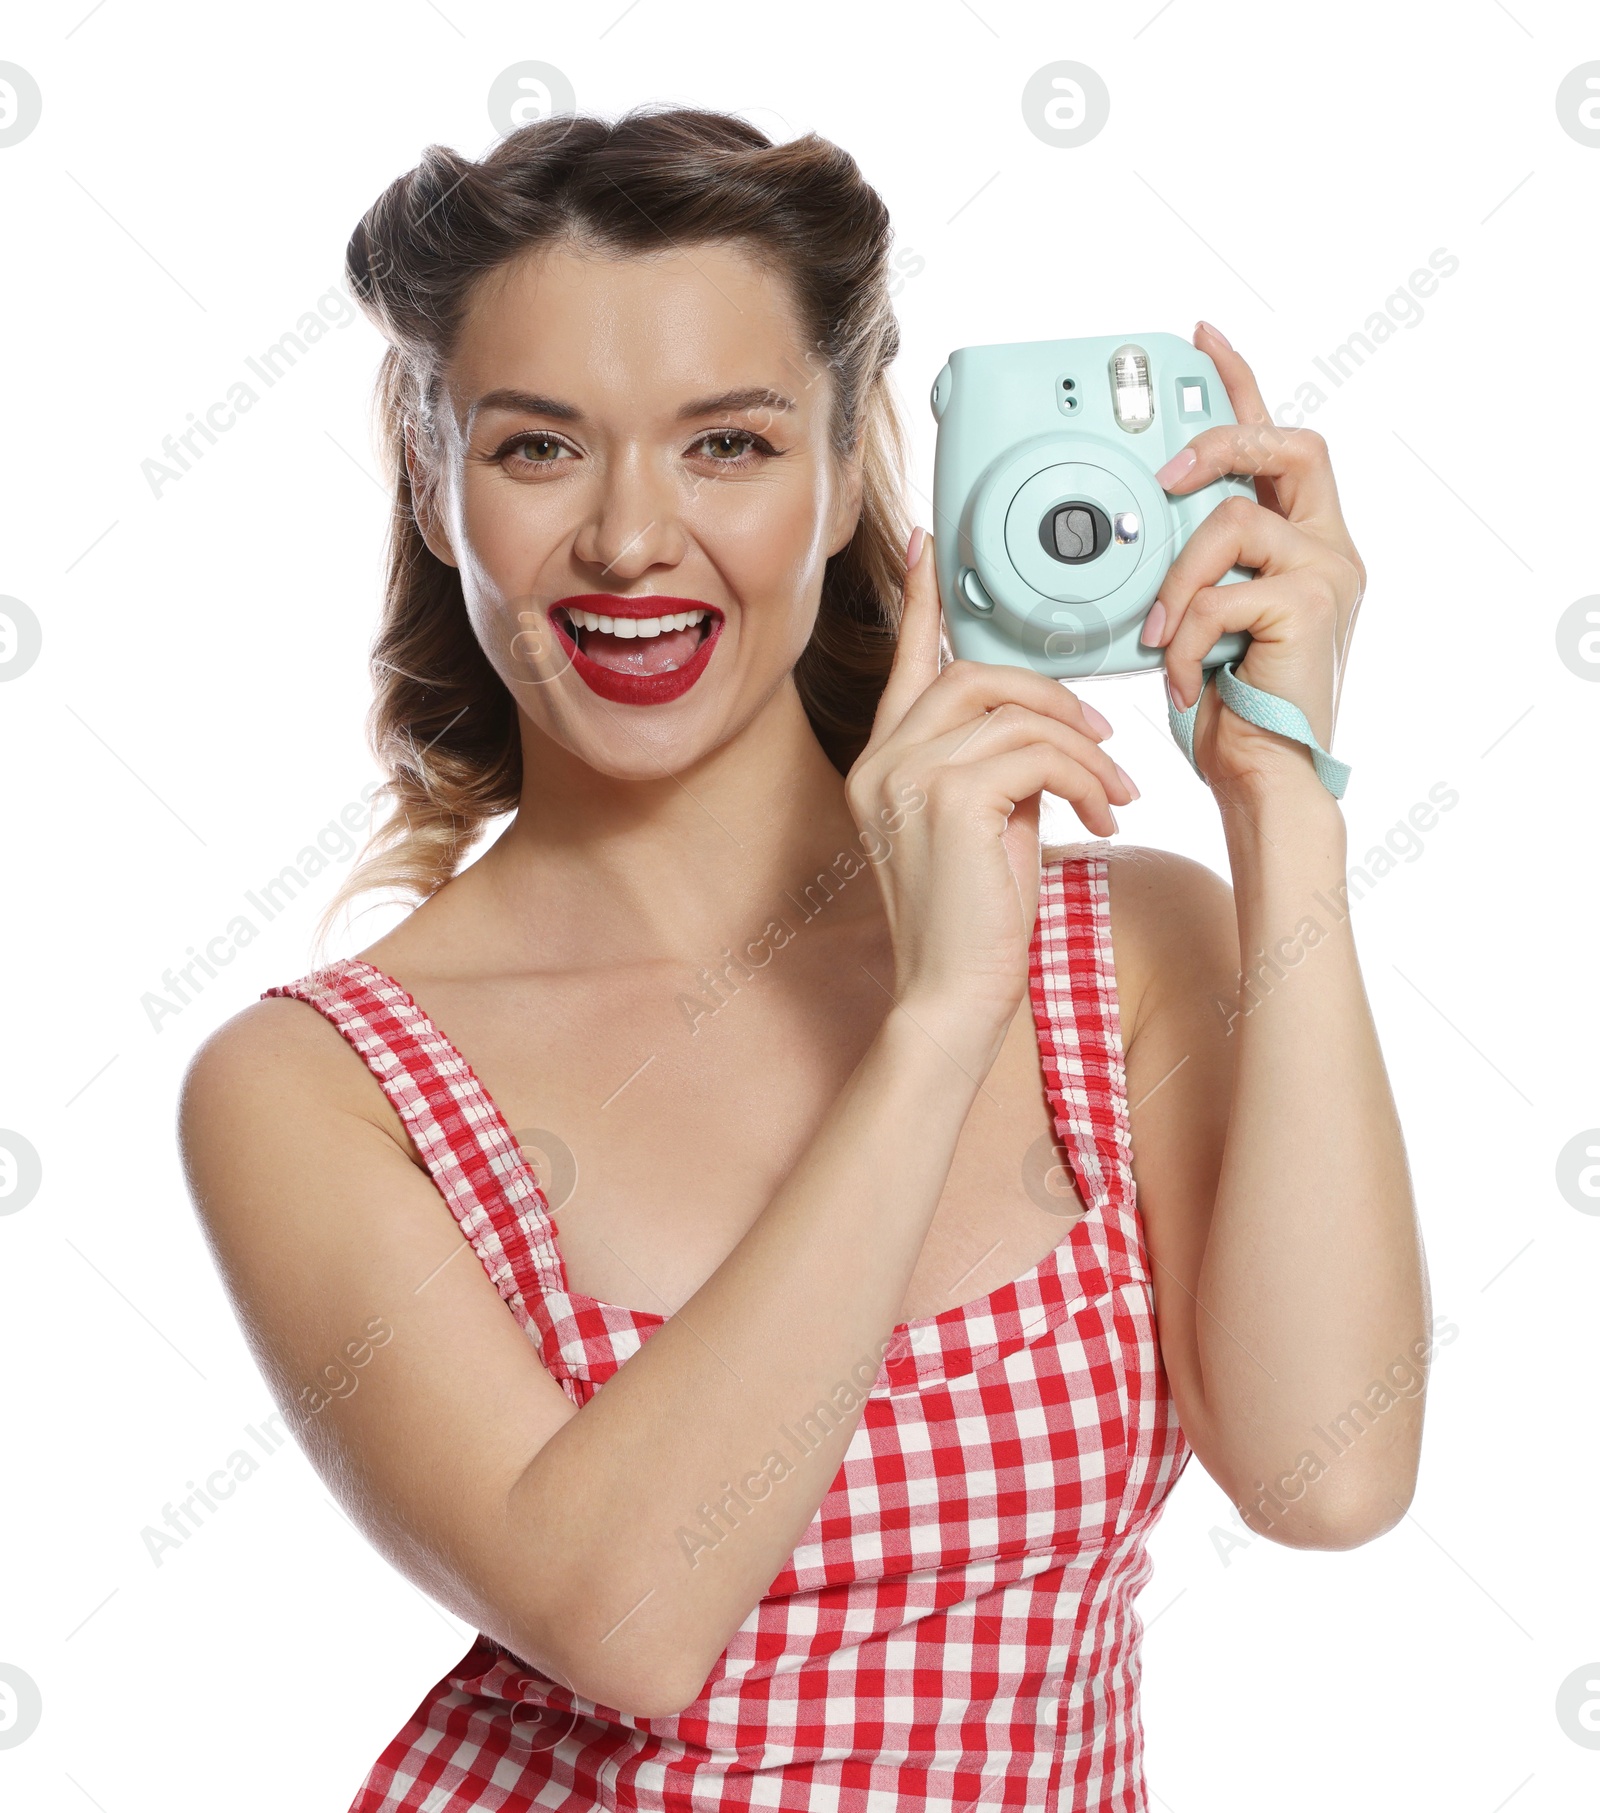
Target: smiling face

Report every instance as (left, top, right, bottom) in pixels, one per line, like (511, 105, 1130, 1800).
(406, 239, 865, 779)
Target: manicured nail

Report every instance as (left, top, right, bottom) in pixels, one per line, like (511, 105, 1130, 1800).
(1166, 671, 1189, 712)
(1140, 601, 1166, 646)
(1154, 447, 1197, 489)
(1197, 319, 1231, 349)
(906, 525, 927, 568)
(1082, 701, 1113, 738)
(1114, 763, 1140, 801)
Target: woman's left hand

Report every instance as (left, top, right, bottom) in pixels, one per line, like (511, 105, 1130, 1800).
(1141, 321, 1366, 796)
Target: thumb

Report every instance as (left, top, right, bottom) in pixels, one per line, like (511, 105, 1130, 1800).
(869, 527, 943, 745)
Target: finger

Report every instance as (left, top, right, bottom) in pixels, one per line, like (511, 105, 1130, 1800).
(1145, 499, 1355, 700)
(1157, 571, 1338, 716)
(947, 742, 1121, 840)
(1153, 494, 1331, 624)
(1194, 321, 1271, 425)
(885, 658, 1115, 755)
(929, 701, 1136, 805)
(1007, 788, 1042, 847)
(870, 527, 944, 743)
(1156, 421, 1342, 526)
(1192, 321, 1284, 514)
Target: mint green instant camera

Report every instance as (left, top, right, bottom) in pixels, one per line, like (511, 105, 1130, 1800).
(929, 333, 1255, 680)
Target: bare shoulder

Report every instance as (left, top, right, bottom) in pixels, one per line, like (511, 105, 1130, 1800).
(1041, 841, 1239, 1052)
(173, 986, 583, 1685)
(178, 993, 415, 1211)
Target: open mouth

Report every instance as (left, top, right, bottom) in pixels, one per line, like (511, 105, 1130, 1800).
(547, 595, 726, 705)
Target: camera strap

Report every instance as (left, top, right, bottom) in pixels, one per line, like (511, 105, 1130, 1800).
(1166, 659, 1352, 799)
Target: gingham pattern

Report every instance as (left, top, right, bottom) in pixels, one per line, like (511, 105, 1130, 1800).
(263, 851, 1192, 1812)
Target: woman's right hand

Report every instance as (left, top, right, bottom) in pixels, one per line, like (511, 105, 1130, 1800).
(845, 527, 1138, 1053)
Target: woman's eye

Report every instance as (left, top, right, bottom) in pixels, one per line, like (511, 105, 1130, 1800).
(495, 428, 774, 474)
(692, 430, 765, 465)
(502, 433, 569, 468)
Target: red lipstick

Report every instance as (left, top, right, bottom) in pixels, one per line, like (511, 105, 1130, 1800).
(548, 594, 724, 705)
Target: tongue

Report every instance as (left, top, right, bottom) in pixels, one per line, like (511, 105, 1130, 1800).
(580, 623, 704, 675)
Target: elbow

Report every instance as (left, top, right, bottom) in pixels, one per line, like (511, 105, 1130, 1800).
(509, 1620, 713, 1723)
(615, 1675, 710, 1723)
(557, 1655, 710, 1723)
(1279, 1504, 1404, 1551)
(1244, 1474, 1417, 1552)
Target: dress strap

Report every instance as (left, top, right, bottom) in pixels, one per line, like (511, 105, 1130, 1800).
(260, 959, 565, 1330)
(1031, 849, 1150, 1282)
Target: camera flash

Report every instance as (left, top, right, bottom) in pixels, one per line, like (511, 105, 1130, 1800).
(1109, 344, 1155, 432)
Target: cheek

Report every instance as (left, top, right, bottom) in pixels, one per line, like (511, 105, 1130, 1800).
(695, 474, 834, 597)
(454, 478, 549, 597)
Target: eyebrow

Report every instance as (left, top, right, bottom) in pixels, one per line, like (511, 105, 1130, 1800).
(467, 385, 797, 428)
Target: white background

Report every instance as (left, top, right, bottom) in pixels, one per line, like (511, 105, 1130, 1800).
(2, 1, 1598, 1807)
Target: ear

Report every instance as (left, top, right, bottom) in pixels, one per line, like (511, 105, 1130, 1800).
(825, 435, 867, 559)
(404, 420, 459, 570)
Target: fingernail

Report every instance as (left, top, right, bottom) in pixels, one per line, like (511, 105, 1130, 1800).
(1114, 763, 1140, 801)
(1082, 701, 1113, 738)
(1165, 671, 1189, 712)
(906, 526, 927, 569)
(1154, 448, 1197, 489)
(1197, 319, 1231, 349)
(1139, 601, 1166, 646)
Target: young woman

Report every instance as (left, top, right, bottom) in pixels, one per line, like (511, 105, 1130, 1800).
(179, 107, 1428, 1812)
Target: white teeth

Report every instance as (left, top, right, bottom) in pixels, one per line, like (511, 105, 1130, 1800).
(563, 606, 711, 639)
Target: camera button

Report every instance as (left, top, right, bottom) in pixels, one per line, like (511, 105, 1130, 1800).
(958, 566, 997, 615)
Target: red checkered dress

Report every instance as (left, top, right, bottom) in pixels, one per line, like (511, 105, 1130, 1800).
(264, 850, 1193, 1811)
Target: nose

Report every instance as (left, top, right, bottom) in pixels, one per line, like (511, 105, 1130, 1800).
(570, 444, 688, 582)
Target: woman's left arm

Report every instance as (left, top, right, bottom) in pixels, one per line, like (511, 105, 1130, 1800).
(1119, 321, 1429, 1548)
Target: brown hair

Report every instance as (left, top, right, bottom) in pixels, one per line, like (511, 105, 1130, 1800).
(311, 104, 912, 962)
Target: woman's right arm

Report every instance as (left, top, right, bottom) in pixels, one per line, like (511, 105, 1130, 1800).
(179, 530, 1135, 1720)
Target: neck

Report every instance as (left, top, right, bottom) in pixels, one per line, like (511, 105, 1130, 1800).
(472, 679, 882, 970)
